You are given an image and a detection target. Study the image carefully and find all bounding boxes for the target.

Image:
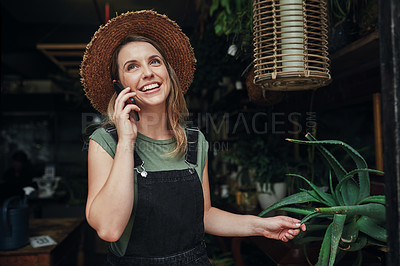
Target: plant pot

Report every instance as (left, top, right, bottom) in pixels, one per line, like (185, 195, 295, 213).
(256, 182, 287, 210)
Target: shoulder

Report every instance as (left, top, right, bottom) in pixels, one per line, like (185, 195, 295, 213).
(89, 126, 117, 158)
(90, 127, 112, 142)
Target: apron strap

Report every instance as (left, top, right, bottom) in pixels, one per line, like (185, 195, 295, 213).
(103, 125, 142, 166)
(185, 126, 199, 165)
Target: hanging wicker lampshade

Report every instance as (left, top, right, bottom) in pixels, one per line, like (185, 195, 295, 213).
(252, 0, 331, 91)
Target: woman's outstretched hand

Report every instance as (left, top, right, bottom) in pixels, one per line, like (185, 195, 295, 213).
(256, 216, 306, 242)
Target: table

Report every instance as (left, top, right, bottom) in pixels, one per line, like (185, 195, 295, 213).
(0, 217, 86, 266)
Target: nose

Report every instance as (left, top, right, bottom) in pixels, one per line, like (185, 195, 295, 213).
(141, 65, 154, 79)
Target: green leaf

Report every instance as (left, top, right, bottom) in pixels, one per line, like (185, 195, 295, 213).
(287, 173, 336, 206)
(329, 214, 346, 266)
(316, 222, 332, 265)
(315, 203, 386, 222)
(221, 0, 231, 14)
(304, 134, 347, 181)
(366, 237, 387, 247)
(341, 217, 359, 243)
(258, 191, 320, 217)
(336, 169, 383, 205)
(301, 212, 327, 224)
(214, 24, 223, 36)
(328, 171, 337, 203)
(357, 195, 385, 205)
(303, 224, 330, 232)
(293, 134, 372, 201)
(341, 178, 359, 206)
(357, 215, 387, 243)
(279, 207, 315, 216)
(210, 0, 220, 16)
(330, 214, 346, 266)
(321, 139, 371, 201)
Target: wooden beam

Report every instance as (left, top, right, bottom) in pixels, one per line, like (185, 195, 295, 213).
(372, 93, 384, 172)
(46, 51, 84, 57)
(379, 0, 400, 264)
(36, 44, 87, 50)
(59, 61, 82, 67)
(36, 43, 86, 75)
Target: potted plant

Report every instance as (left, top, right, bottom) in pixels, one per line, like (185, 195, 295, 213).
(225, 134, 291, 210)
(259, 133, 386, 265)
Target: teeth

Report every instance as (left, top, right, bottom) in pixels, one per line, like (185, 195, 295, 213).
(142, 83, 159, 91)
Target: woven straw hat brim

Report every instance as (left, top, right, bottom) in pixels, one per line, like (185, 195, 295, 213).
(80, 10, 196, 114)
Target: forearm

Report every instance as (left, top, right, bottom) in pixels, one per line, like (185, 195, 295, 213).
(87, 140, 135, 241)
(204, 207, 263, 237)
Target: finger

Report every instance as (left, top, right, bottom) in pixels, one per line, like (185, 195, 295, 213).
(286, 233, 295, 240)
(125, 103, 141, 112)
(281, 217, 302, 229)
(291, 229, 301, 236)
(300, 223, 307, 231)
(120, 91, 137, 106)
(115, 87, 134, 111)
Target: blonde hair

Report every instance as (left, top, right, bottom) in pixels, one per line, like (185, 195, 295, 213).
(106, 34, 188, 156)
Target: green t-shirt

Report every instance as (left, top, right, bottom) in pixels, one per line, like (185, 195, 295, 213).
(89, 126, 209, 256)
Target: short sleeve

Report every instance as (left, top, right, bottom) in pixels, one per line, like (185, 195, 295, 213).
(89, 127, 117, 158)
(195, 130, 209, 182)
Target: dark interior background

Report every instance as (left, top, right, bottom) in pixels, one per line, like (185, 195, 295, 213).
(1, 0, 386, 264)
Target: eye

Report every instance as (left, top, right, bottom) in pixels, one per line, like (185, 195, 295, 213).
(127, 64, 138, 71)
(150, 58, 161, 65)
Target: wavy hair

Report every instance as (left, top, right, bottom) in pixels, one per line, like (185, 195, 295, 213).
(107, 34, 188, 156)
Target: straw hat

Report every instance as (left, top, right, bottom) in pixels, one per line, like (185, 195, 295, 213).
(80, 10, 196, 114)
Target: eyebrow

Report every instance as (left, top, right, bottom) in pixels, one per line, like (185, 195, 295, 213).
(123, 55, 162, 68)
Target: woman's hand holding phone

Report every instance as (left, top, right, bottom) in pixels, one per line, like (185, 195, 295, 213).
(113, 81, 140, 143)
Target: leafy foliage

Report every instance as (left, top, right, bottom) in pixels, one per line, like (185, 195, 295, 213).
(224, 134, 291, 185)
(209, 0, 253, 52)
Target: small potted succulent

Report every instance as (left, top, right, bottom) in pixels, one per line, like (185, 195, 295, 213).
(259, 133, 386, 265)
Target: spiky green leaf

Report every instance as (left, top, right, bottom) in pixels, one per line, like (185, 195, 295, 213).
(287, 173, 336, 206)
(258, 191, 320, 217)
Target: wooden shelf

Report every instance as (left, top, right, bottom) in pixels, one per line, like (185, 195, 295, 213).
(330, 31, 380, 79)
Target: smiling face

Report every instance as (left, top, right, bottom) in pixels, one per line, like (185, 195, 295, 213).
(117, 41, 171, 109)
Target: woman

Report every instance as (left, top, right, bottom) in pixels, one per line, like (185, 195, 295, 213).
(80, 10, 306, 265)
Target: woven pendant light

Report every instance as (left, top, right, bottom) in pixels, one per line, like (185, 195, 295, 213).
(252, 0, 331, 91)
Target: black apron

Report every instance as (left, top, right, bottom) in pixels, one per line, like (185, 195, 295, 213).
(104, 126, 211, 266)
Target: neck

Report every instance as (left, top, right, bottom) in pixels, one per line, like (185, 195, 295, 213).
(136, 104, 172, 140)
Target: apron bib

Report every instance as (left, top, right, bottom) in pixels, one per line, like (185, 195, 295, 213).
(104, 126, 211, 266)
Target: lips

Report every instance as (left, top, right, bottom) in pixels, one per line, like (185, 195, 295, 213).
(140, 82, 161, 92)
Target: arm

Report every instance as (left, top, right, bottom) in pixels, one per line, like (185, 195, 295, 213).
(86, 139, 135, 242)
(86, 87, 139, 242)
(202, 156, 306, 242)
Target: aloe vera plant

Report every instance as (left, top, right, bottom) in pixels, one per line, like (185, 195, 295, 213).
(258, 133, 386, 265)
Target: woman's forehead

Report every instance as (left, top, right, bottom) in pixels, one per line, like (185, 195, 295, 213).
(118, 41, 162, 60)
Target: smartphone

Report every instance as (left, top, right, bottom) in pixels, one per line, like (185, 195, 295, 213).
(113, 80, 140, 121)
